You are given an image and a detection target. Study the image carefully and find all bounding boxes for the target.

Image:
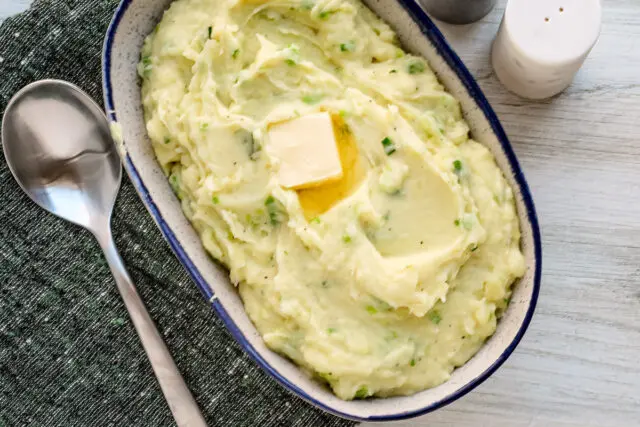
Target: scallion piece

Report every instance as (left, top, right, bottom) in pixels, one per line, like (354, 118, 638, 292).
(381, 137, 396, 155)
(407, 60, 425, 74)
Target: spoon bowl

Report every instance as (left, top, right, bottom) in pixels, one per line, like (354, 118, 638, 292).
(2, 80, 120, 229)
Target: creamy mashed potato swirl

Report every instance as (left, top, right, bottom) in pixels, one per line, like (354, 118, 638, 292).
(140, 0, 525, 400)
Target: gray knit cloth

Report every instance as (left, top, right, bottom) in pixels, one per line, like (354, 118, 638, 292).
(0, 1, 355, 426)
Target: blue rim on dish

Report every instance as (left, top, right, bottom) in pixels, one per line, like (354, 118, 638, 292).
(102, 0, 542, 421)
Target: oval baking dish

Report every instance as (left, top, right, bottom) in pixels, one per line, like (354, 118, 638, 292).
(102, 0, 541, 421)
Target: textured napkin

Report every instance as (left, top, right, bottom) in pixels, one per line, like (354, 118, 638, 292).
(0, 1, 355, 425)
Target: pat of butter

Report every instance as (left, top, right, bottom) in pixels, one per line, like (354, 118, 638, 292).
(267, 112, 343, 189)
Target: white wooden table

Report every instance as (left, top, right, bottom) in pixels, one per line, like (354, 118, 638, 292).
(2, 1, 638, 426)
(0, 0, 31, 23)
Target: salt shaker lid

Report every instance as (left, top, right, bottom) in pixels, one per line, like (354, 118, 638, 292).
(505, 0, 602, 65)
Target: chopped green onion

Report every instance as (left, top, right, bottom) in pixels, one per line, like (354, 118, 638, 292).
(319, 10, 335, 19)
(389, 69, 398, 74)
(410, 359, 416, 367)
(302, 93, 324, 104)
(285, 58, 296, 66)
(207, 26, 212, 39)
(200, 123, 209, 131)
(453, 159, 463, 173)
(212, 196, 220, 204)
(340, 41, 356, 52)
(354, 386, 369, 399)
(429, 311, 442, 325)
(366, 305, 377, 314)
(140, 56, 153, 77)
(454, 218, 460, 227)
(232, 49, 240, 59)
(342, 235, 352, 243)
(327, 328, 336, 334)
(169, 173, 182, 199)
(381, 137, 396, 155)
(265, 195, 284, 225)
(163, 136, 171, 144)
(310, 217, 321, 224)
(407, 60, 425, 74)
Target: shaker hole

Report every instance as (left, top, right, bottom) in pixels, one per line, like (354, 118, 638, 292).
(544, 17, 550, 22)
(559, 7, 564, 12)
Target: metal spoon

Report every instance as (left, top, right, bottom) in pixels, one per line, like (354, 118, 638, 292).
(1, 80, 207, 427)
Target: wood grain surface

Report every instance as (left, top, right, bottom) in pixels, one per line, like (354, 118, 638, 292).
(364, 1, 640, 426)
(1, 0, 638, 426)
(0, 0, 32, 23)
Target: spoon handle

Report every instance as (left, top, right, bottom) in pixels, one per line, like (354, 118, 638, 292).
(94, 228, 208, 427)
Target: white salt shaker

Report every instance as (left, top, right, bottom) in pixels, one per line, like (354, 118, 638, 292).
(492, 0, 601, 99)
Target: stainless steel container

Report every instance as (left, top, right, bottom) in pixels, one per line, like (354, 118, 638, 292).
(419, 0, 497, 24)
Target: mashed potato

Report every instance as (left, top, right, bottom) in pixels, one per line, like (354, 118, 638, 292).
(139, 0, 525, 400)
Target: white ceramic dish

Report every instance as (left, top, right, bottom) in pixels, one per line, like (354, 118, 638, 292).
(102, 0, 542, 421)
